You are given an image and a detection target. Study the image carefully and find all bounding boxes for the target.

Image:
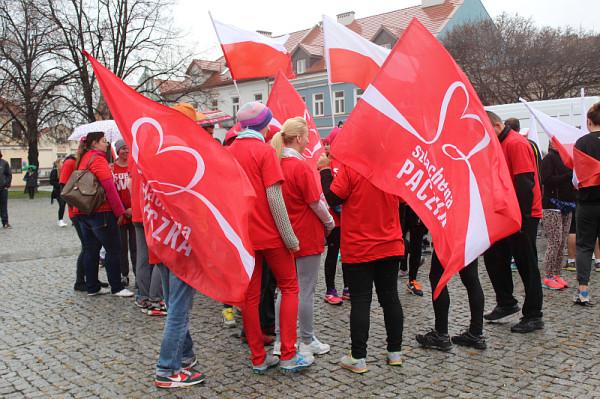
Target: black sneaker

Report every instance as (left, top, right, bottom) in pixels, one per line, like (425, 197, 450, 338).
(484, 305, 520, 322)
(99, 281, 109, 288)
(415, 330, 452, 351)
(74, 282, 86, 291)
(510, 317, 544, 333)
(451, 331, 487, 350)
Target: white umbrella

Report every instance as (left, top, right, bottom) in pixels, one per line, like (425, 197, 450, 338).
(69, 120, 122, 142)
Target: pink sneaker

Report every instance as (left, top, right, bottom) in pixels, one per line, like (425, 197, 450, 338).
(554, 275, 569, 289)
(543, 276, 563, 290)
(324, 289, 343, 305)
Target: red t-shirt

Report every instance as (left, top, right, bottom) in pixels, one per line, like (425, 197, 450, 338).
(228, 137, 285, 250)
(327, 158, 343, 227)
(60, 158, 76, 219)
(281, 156, 324, 257)
(330, 163, 404, 263)
(73, 150, 113, 215)
(500, 130, 543, 218)
(112, 162, 131, 209)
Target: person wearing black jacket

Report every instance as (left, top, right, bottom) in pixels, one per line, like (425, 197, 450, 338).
(49, 159, 67, 227)
(540, 144, 575, 290)
(0, 150, 11, 228)
(573, 102, 600, 305)
(483, 112, 544, 333)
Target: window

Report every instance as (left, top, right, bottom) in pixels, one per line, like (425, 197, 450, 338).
(10, 158, 21, 173)
(232, 96, 239, 116)
(334, 91, 345, 114)
(296, 59, 306, 75)
(313, 93, 324, 116)
(354, 88, 364, 106)
(211, 99, 218, 110)
(254, 93, 263, 103)
(381, 43, 392, 49)
(11, 121, 22, 139)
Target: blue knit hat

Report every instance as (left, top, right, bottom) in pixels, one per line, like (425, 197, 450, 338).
(237, 101, 272, 131)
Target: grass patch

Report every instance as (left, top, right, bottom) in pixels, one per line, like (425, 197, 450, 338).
(8, 190, 52, 199)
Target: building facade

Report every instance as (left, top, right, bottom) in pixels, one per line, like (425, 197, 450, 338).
(157, 0, 492, 137)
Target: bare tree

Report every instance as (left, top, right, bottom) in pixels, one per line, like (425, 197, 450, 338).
(0, 0, 72, 167)
(48, 0, 194, 124)
(443, 14, 600, 105)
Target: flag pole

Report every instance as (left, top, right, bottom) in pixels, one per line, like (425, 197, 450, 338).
(321, 15, 336, 130)
(233, 79, 242, 99)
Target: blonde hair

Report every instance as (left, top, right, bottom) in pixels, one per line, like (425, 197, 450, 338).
(271, 117, 308, 158)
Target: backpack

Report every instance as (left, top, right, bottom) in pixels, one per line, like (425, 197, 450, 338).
(61, 156, 106, 214)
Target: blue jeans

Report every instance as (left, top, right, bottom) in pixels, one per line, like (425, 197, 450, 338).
(79, 212, 123, 294)
(156, 264, 196, 377)
(71, 215, 85, 286)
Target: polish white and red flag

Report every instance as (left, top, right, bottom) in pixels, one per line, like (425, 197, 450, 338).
(211, 17, 294, 80)
(322, 14, 390, 90)
(267, 70, 324, 171)
(521, 98, 584, 169)
(522, 98, 600, 188)
(331, 19, 521, 298)
(84, 51, 256, 306)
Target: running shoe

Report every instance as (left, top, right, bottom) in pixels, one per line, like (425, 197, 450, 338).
(415, 330, 452, 351)
(564, 260, 576, 272)
(398, 269, 408, 278)
(113, 288, 134, 297)
(407, 280, 424, 296)
(279, 353, 313, 373)
(511, 317, 544, 333)
(339, 354, 368, 373)
(387, 352, 403, 367)
(595, 261, 600, 272)
(252, 354, 280, 374)
(222, 307, 236, 328)
(146, 302, 167, 316)
(484, 304, 520, 322)
(574, 289, 591, 306)
(324, 289, 343, 305)
(342, 287, 350, 301)
(554, 275, 569, 289)
(299, 337, 330, 355)
(87, 287, 110, 296)
(154, 369, 205, 388)
(451, 331, 487, 349)
(510, 259, 517, 271)
(542, 276, 563, 290)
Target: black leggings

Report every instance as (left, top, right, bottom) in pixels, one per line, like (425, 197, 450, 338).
(400, 206, 428, 281)
(324, 227, 347, 291)
(343, 256, 403, 359)
(58, 197, 66, 220)
(429, 251, 484, 336)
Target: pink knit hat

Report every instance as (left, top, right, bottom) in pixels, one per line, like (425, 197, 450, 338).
(236, 101, 273, 131)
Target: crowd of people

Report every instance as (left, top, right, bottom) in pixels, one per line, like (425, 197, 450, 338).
(3, 99, 599, 389)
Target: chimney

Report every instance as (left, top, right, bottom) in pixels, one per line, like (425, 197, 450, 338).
(336, 11, 355, 26)
(421, 0, 445, 7)
(256, 30, 272, 37)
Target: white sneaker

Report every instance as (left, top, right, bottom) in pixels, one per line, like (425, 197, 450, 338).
(58, 220, 68, 227)
(88, 287, 110, 296)
(113, 288, 134, 297)
(299, 337, 330, 355)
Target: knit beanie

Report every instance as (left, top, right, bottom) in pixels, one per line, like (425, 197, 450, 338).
(114, 139, 127, 153)
(237, 101, 272, 132)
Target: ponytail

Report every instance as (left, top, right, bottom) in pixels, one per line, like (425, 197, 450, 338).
(270, 117, 308, 159)
(76, 131, 105, 168)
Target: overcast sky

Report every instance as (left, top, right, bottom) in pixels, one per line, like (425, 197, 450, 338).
(173, 0, 598, 60)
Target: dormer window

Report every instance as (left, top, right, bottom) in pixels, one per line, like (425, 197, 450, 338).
(297, 59, 306, 75)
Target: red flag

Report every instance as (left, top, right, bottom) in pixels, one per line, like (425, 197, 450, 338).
(574, 147, 600, 188)
(84, 51, 256, 306)
(322, 15, 390, 90)
(267, 71, 325, 170)
(330, 19, 521, 298)
(211, 18, 294, 80)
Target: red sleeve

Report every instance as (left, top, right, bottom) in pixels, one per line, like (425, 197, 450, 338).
(299, 163, 321, 204)
(510, 142, 536, 176)
(261, 147, 285, 188)
(88, 156, 113, 181)
(59, 159, 75, 184)
(330, 163, 351, 200)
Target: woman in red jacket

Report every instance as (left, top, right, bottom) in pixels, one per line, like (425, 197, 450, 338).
(75, 131, 133, 297)
(270, 117, 335, 357)
(228, 102, 312, 374)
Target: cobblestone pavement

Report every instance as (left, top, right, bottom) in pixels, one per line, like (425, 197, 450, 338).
(1, 198, 599, 398)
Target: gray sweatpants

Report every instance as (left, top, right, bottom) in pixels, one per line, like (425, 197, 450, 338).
(134, 222, 163, 301)
(275, 254, 321, 344)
